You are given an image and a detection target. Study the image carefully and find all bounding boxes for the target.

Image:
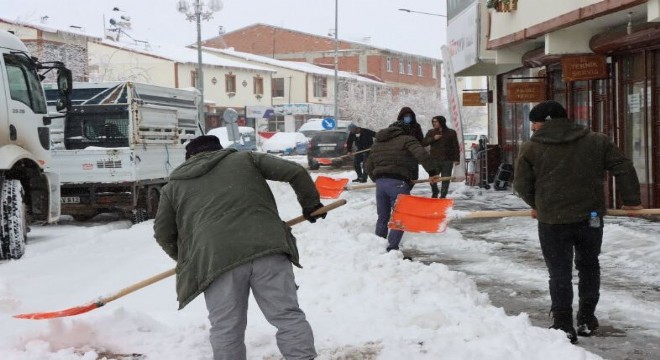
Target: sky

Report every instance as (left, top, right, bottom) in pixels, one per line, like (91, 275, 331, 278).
(3, 154, 659, 359)
(2, 0, 448, 59)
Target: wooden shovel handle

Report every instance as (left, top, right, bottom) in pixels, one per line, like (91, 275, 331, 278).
(463, 208, 660, 219)
(99, 199, 347, 306)
(345, 177, 454, 190)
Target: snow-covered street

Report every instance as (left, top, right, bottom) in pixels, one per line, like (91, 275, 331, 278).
(1, 158, 659, 359)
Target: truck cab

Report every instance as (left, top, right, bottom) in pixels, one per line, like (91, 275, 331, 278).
(0, 30, 72, 260)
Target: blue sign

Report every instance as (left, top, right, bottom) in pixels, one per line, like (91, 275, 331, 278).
(322, 117, 336, 130)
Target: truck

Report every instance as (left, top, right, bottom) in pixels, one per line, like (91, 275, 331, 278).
(44, 81, 201, 223)
(1, 30, 72, 260)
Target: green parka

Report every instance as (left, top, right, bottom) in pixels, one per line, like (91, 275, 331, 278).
(513, 118, 640, 224)
(153, 149, 320, 309)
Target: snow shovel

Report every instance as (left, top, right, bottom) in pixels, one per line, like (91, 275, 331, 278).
(13, 199, 347, 320)
(388, 195, 660, 233)
(345, 176, 462, 191)
(316, 176, 350, 199)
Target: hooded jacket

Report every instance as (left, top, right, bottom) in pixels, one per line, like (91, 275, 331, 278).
(422, 127, 460, 162)
(513, 118, 640, 224)
(154, 149, 320, 309)
(397, 107, 424, 142)
(365, 126, 437, 181)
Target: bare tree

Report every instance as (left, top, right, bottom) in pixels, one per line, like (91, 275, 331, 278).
(337, 81, 447, 133)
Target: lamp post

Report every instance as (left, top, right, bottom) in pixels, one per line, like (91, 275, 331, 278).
(177, 0, 223, 131)
(333, 0, 339, 122)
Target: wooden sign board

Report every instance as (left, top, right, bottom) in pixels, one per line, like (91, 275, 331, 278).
(507, 82, 546, 103)
(561, 55, 607, 82)
(463, 92, 484, 106)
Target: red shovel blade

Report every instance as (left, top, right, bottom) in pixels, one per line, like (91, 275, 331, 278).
(315, 176, 349, 199)
(13, 302, 102, 320)
(388, 195, 454, 233)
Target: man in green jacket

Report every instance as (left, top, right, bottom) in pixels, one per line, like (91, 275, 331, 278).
(513, 100, 642, 344)
(154, 135, 324, 360)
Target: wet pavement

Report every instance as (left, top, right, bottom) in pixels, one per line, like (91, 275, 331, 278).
(405, 190, 660, 360)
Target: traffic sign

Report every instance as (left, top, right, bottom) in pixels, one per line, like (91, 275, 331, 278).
(322, 117, 336, 130)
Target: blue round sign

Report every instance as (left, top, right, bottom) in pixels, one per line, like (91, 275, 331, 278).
(321, 117, 336, 130)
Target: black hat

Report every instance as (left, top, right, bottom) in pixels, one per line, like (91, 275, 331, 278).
(529, 100, 568, 122)
(185, 135, 222, 160)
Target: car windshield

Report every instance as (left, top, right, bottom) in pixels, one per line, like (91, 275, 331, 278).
(464, 135, 478, 141)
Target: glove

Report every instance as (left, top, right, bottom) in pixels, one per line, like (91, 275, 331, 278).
(303, 203, 326, 223)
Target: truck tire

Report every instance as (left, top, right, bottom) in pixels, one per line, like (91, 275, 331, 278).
(132, 208, 148, 224)
(0, 180, 27, 260)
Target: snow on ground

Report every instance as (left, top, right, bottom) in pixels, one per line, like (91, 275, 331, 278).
(2, 157, 656, 359)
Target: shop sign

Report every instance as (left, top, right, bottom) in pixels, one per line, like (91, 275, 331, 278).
(462, 92, 488, 106)
(561, 55, 607, 82)
(507, 82, 546, 103)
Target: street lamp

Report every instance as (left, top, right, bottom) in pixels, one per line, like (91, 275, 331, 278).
(334, 0, 339, 122)
(398, 8, 447, 17)
(177, 0, 223, 132)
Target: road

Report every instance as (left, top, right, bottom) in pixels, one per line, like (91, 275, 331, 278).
(405, 190, 660, 360)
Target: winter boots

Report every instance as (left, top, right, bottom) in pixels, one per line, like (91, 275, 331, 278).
(550, 310, 578, 344)
(577, 303, 599, 337)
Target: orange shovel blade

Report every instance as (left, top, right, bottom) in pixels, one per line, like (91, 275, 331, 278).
(13, 302, 101, 320)
(388, 195, 454, 233)
(315, 176, 349, 199)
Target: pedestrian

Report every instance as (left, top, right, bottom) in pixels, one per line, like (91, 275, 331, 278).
(396, 107, 424, 183)
(346, 123, 376, 183)
(513, 100, 643, 344)
(422, 115, 460, 198)
(365, 121, 439, 253)
(154, 135, 325, 360)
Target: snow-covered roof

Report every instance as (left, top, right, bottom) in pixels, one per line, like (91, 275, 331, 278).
(204, 47, 384, 85)
(98, 40, 274, 73)
(0, 16, 102, 40)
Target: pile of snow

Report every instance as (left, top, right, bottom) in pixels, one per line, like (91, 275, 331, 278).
(0, 167, 604, 359)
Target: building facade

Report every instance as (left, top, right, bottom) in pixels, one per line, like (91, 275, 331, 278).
(203, 23, 442, 93)
(449, 0, 660, 208)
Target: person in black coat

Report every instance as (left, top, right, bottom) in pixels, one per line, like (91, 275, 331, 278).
(346, 123, 376, 182)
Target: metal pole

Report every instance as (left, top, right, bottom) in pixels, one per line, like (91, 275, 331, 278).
(196, 0, 205, 132)
(333, 0, 339, 121)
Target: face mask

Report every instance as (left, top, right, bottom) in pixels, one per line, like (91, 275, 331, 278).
(403, 115, 412, 124)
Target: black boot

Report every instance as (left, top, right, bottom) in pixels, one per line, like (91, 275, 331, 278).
(550, 310, 578, 344)
(577, 303, 599, 337)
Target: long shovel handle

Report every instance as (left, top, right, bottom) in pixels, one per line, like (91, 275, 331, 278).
(14, 199, 347, 320)
(103, 200, 346, 304)
(345, 177, 454, 190)
(335, 148, 371, 160)
(462, 208, 660, 219)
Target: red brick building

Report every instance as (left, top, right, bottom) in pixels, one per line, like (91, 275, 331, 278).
(202, 23, 442, 93)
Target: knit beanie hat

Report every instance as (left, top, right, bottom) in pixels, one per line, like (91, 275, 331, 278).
(529, 100, 568, 122)
(185, 135, 222, 160)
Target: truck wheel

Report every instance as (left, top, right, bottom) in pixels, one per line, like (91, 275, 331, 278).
(0, 180, 27, 260)
(308, 162, 320, 170)
(132, 208, 148, 224)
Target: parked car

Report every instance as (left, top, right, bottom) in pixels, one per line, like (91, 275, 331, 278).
(298, 118, 352, 140)
(307, 130, 351, 170)
(207, 126, 257, 151)
(261, 132, 308, 155)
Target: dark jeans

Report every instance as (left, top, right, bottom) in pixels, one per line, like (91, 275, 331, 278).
(375, 178, 411, 251)
(430, 161, 454, 198)
(353, 152, 369, 180)
(538, 219, 603, 313)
